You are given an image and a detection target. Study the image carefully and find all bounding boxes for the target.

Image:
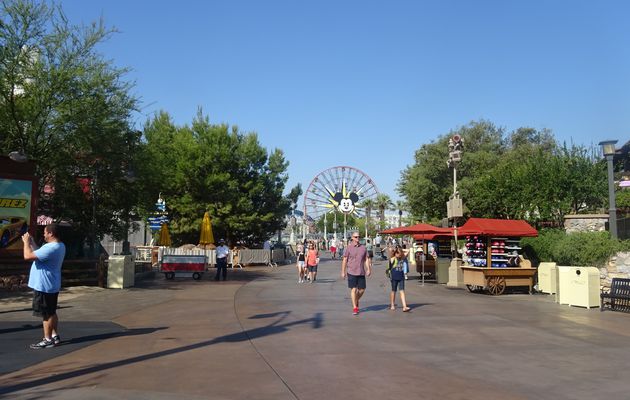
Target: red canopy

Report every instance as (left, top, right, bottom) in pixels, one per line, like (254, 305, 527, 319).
(380, 223, 452, 235)
(412, 233, 453, 241)
(458, 218, 538, 237)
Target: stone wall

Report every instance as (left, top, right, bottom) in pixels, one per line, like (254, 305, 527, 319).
(564, 214, 608, 234)
(599, 252, 630, 289)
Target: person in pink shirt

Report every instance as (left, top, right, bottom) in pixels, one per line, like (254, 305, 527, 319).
(305, 241, 319, 283)
(341, 231, 371, 315)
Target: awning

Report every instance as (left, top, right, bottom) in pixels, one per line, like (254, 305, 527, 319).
(412, 233, 453, 241)
(458, 218, 538, 237)
(380, 223, 453, 236)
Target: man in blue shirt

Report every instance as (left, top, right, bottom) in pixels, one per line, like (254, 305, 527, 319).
(23, 223, 66, 349)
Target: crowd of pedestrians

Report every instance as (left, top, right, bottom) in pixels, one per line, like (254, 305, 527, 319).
(296, 231, 417, 316)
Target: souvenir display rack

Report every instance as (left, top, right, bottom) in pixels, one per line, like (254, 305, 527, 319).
(462, 235, 535, 295)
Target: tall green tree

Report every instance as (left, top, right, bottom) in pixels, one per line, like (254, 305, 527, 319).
(399, 120, 607, 225)
(0, 0, 140, 253)
(360, 198, 375, 236)
(394, 200, 407, 227)
(141, 110, 293, 246)
(375, 193, 393, 229)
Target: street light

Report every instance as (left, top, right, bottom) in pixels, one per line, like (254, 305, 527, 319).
(599, 140, 618, 239)
(447, 135, 464, 288)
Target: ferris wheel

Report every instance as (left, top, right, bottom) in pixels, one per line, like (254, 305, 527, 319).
(303, 166, 380, 226)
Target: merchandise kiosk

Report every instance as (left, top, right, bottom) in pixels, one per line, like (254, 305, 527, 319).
(412, 233, 453, 283)
(459, 218, 538, 295)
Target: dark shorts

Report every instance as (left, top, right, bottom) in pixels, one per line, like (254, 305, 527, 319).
(391, 278, 405, 292)
(32, 290, 59, 319)
(347, 274, 366, 289)
(367, 250, 374, 258)
(308, 265, 318, 272)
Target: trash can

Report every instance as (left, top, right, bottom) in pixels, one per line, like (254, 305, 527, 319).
(557, 266, 599, 308)
(107, 255, 135, 289)
(537, 262, 557, 294)
(436, 258, 450, 284)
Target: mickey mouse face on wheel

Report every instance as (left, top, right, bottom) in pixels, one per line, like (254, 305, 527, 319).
(334, 192, 359, 214)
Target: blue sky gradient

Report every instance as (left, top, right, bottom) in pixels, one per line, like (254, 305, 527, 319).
(59, 0, 630, 204)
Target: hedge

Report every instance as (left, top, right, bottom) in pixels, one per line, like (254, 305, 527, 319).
(521, 229, 630, 267)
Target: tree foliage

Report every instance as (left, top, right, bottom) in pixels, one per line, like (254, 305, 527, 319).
(140, 110, 293, 246)
(0, 0, 140, 250)
(399, 120, 607, 225)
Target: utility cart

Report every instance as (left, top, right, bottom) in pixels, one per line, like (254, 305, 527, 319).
(462, 265, 537, 295)
(161, 254, 206, 280)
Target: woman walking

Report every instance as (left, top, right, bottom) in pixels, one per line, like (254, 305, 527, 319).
(388, 246, 410, 312)
(296, 242, 306, 283)
(305, 241, 319, 283)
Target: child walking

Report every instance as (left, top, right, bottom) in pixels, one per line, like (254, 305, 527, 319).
(388, 246, 410, 312)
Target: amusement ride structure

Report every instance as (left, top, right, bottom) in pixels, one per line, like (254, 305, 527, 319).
(303, 166, 379, 240)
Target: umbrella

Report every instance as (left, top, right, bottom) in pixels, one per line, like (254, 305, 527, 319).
(199, 212, 214, 246)
(158, 223, 172, 247)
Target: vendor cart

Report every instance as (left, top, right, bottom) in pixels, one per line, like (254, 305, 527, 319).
(161, 254, 206, 280)
(462, 266, 536, 295)
(459, 218, 538, 296)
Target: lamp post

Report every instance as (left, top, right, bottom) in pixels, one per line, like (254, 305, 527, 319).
(447, 135, 464, 288)
(599, 140, 618, 239)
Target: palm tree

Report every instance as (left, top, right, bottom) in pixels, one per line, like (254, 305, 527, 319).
(361, 198, 376, 237)
(375, 194, 393, 229)
(395, 200, 407, 227)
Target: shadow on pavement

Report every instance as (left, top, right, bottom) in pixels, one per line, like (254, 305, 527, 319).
(0, 311, 324, 395)
(0, 321, 164, 377)
(67, 326, 168, 345)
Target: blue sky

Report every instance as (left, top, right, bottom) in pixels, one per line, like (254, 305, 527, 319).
(59, 0, 630, 206)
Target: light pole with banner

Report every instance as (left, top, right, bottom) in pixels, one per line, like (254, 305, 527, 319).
(599, 140, 618, 239)
(447, 135, 464, 288)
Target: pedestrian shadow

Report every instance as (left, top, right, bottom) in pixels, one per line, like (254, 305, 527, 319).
(0, 311, 324, 395)
(0, 323, 41, 335)
(0, 307, 32, 315)
(67, 327, 168, 345)
(406, 303, 432, 310)
(313, 278, 335, 283)
(361, 304, 391, 312)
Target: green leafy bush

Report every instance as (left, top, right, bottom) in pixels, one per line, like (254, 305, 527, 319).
(522, 229, 630, 267)
(617, 190, 630, 209)
(551, 232, 618, 266)
(521, 229, 565, 266)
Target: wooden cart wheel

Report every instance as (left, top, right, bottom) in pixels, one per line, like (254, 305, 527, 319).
(164, 272, 175, 280)
(487, 276, 506, 295)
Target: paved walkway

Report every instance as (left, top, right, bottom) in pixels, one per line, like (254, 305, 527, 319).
(1, 255, 630, 399)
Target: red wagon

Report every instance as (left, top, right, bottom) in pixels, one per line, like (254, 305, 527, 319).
(161, 254, 206, 280)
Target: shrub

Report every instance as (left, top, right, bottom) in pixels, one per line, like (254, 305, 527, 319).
(551, 231, 618, 266)
(521, 229, 629, 267)
(521, 229, 565, 265)
(617, 190, 630, 209)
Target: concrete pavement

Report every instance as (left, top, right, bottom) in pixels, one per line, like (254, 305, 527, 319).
(1, 255, 630, 399)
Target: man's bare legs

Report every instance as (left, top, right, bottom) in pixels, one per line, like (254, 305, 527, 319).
(351, 287, 365, 309)
(43, 314, 58, 339)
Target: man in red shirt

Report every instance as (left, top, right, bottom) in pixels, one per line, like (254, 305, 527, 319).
(341, 232, 371, 315)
